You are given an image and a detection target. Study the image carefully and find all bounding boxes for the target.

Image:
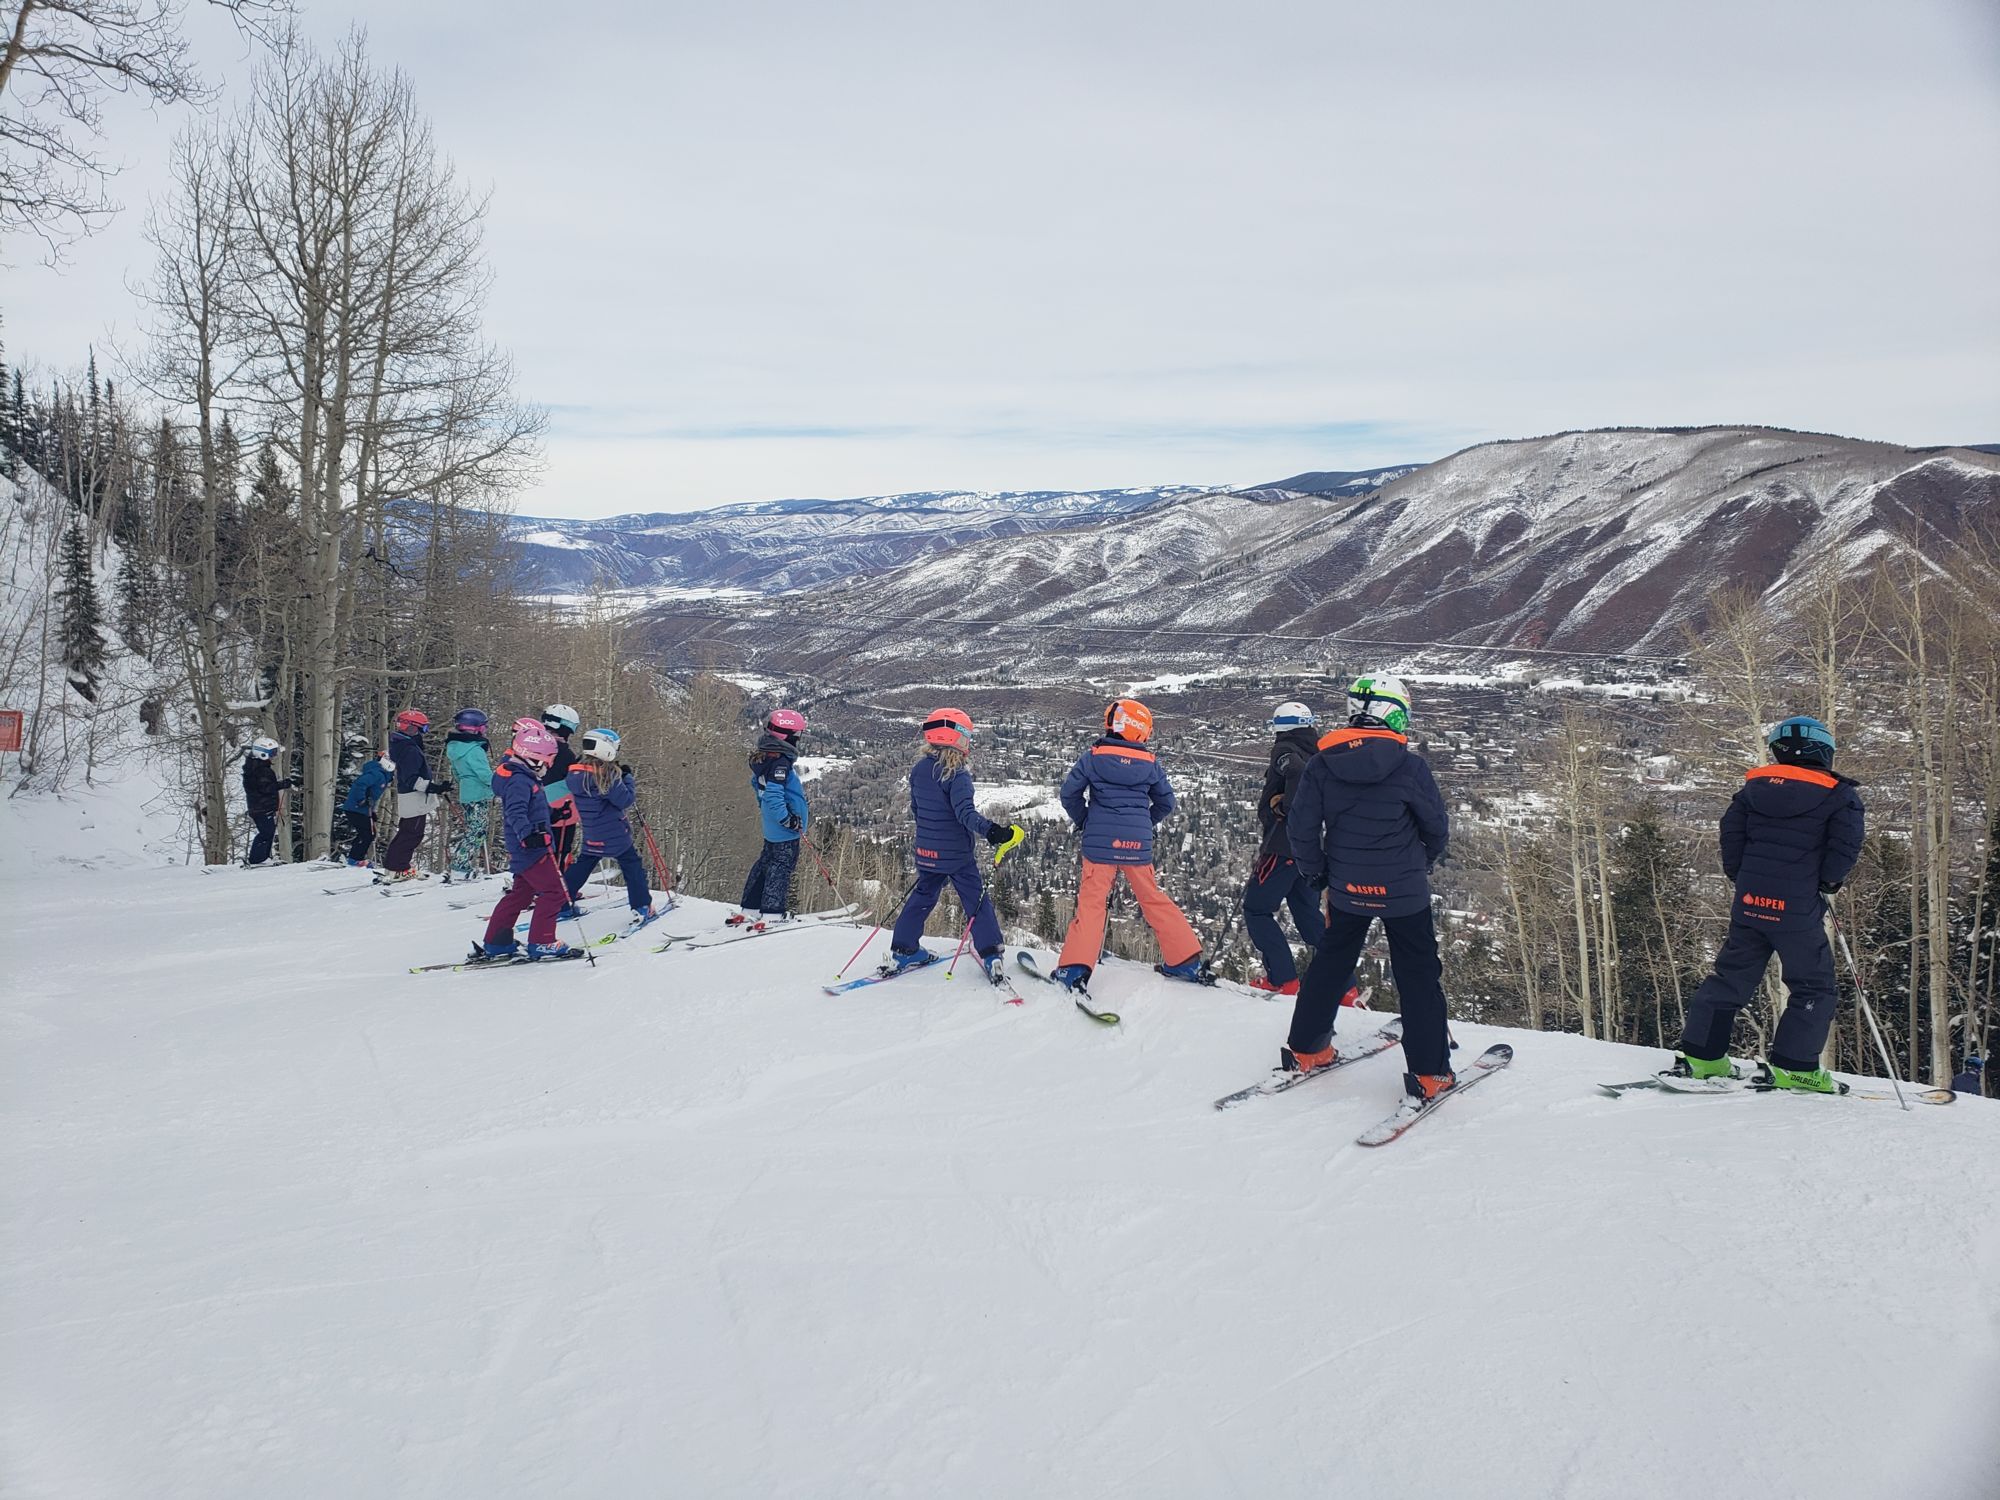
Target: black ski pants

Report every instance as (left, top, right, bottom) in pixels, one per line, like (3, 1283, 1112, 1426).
(246, 811, 277, 865)
(1680, 921, 1839, 1071)
(382, 814, 427, 874)
(1288, 906, 1450, 1077)
(344, 809, 376, 865)
(740, 838, 801, 917)
(1242, 854, 1324, 985)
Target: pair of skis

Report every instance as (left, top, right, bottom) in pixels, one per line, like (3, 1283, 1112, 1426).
(650, 903, 863, 954)
(1599, 1069, 1955, 1106)
(409, 944, 593, 974)
(822, 948, 1024, 1003)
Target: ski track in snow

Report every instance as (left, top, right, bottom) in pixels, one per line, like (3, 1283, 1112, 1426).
(3, 853, 1999, 1499)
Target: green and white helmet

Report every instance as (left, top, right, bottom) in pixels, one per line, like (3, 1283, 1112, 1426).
(1347, 674, 1412, 734)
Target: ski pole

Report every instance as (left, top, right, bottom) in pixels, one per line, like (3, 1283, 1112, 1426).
(637, 813, 676, 899)
(836, 874, 921, 979)
(542, 849, 597, 967)
(1831, 916, 1906, 1110)
(799, 835, 843, 897)
(946, 915, 975, 978)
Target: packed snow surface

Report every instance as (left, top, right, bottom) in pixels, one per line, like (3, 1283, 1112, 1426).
(3, 842, 1997, 1498)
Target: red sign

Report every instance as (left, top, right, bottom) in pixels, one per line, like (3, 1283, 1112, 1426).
(0, 711, 21, 753)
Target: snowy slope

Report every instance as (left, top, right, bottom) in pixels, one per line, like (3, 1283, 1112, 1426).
(3, 850, 1997, 1499)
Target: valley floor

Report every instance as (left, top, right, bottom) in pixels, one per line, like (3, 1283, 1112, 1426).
(3, 833, 1997, 1498)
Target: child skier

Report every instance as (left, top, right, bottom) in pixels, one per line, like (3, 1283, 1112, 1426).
(445, 708, 495, 882)
(732, 709, 810, 931)
(479, 717, 574, 961)
(1242, 702, 1326, 995)
(539, 704, 582, 866)
(1047, 698, 1205, 991)
(885, 708, 1025, 983)
(1672, 715, 1865, 1092)
(559, 727, 655, 925)
(240, 737, 296, 866)
(339, 748, 394, 867)
(1284, 675, 1453, 1107)
(381, 709, 446, 881)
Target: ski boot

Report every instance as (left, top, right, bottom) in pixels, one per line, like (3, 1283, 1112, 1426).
(724, 911, 751, 927)
(345, 857, 371, 869)
(979, 949, 1007, 984)
(885, 947, 941, 975)
(1755, 1062, 1846, 1094)
(1340, 985, 1365, 1008)
(1668, 1053, 1736, 1081)
(1157, 954, 1215, 985)
(524, 941, 574, 961)
(1281, 1041, 1339, 1075)
(1049, 963, 1091, 992)
(480, 938, 520, 961)
(555, 903, 585, 923)
(1249, 976, 1300, 998)
(1404, 1070, 1458, 1103)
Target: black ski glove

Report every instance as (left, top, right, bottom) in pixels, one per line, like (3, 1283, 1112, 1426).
(983, 823, 1011, 847)
(1307, 872, 1329, 893)
(782, 814, 802, 832)
(1818, 882, 1842, 897)
(524, 829, 550, 851)
(620, 763, 633, 777)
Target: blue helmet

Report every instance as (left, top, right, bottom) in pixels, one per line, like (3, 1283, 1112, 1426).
(1768, 715, 1836, 769)
(454, 708, 488, 733)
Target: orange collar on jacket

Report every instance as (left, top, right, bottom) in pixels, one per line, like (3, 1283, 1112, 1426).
(1091, 743, 1156, 763)
(1746, 763, 1837, 789)
(1317, 727, 1407, 751)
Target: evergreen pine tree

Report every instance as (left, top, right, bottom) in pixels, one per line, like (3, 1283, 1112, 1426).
(1035, 887, 1059, 941)
(0, 315, 14, 481)
(57, 518, 110, 692)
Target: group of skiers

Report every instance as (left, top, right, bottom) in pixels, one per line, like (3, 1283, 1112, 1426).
(247, 665, 1963, 1105)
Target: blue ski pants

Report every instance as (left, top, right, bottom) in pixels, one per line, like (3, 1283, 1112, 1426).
(1681, 921, 1839, 1071)
(1242, 854, 1324, 985)
(1289, 907, 1450, 1077)
(891, 865, 1002, 955)
(566, 847, 651, 912)
(741, 838, 801, 917)
(247, 811, 277, 865)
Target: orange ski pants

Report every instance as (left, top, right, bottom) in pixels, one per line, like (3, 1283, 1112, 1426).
(1057, 859, 1202, 973)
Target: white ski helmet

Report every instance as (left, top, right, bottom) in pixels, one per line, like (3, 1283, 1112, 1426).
(1347, 674, 1412, 734)
(542, 703, 580, 734)
(1268, 701, 1316, 732)
(578, 726, 622, 763)
(249, 736, 282, 758)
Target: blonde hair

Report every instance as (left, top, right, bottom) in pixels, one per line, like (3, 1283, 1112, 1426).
(588, 758, 620, 792)
(925, 742, 969, 779)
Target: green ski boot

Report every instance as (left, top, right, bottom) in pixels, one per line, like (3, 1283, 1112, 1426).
(1757, 1062, 1847, 1095)
(1671, 1053, 1737, 1081)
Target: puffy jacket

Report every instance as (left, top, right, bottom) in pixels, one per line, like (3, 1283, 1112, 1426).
(1059, 736, 1176, 865)
(1288, 728, 1448, 918)
(389, 729, 434, 795)
(1720, 763, 1865, 932)
(492, 753, 555, 874)
(340, 756, 393, 814)
(909, 754, 1001, 872)
(749, 734, 808, 842)
(445, 734, 494, 804)
(568, 765, 637, 859)
(542, 737, 578, 822)
(242, 756, 287, 816)
(1256, 726, 1322, 863)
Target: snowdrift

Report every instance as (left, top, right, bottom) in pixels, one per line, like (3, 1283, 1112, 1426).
(3, 850, 1997, 1499)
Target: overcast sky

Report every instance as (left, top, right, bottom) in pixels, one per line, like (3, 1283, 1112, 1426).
(7, 0, 1998, 518)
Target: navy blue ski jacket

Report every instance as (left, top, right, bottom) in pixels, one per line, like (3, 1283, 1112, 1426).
(1720, 763, 1865, 932)
(492, 753, 555, 874)
(388, 728, 433, 795)
(567, 765, 638, 859)
(1059, 736, 1176, 865)
(242, 756, 286, 816)
(1256, 726, 1322, 863)
(1287, 728, 1449, 918)
(341, 756, 393, 815)
(909, 754, 1001, 873)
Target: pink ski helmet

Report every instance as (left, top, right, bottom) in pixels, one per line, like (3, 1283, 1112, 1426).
(767, 708, 807, 740)
(510, 715, 558, 767)
(921, 707, 973, 752)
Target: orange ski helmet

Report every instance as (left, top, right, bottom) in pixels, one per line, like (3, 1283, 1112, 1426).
(921, 707, 973, 752)
(1105, 698, 1154, 744)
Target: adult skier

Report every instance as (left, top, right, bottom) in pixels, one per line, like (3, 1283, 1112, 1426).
(1242, 702, 1326, 995)
(479, 717, 574, 960)
(1671, 716, 1865, 1092)
(884, 708, 1025, 983)
(1047, 698, 1205, 991)
(239, 737, 296, 866)
(339, 749, 394, 867)
(559, 727, 654, 923)
(381, 709, 447, 882)
(1284, 675, 1454, 1106)
(444, 708, 495, 882)
(539, 704, 582, 866)
(732, 709, 810, 931)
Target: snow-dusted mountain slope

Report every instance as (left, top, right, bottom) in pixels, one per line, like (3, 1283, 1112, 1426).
(1242, 461, 1426, 498)
(651, 428, 2000, 664)
(506, 486, 1220, 592)
(3, 836, 1996, 1498)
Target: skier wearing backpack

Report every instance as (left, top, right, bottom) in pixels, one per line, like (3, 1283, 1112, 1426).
(479, 717, 575, 961)
(1672, 716, 1865, 1093)
(1047, 698, 1205, 991)
(339, 749, 394, 867)
(381, 709, 447, 881)
(731, 709, 810, 931)
(559, 727, 654, 925)
(240, 737, 297, 866)
(1242, 703, 1327, 995)
(1284, 675, 1453, 1107)
(884, 708, 1025, 983)
(444, 709, 495, 882)
(539, 704, 582, 866)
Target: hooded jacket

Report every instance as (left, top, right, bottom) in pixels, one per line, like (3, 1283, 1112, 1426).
(241, 755, 288, 816)
(1256, 726, 1323, 863)
(340, 755, 393, 815)
(567, 764, 638, 859)
(389, 729, 433, 796)
(1720, 763, 1865, 931)
(1059, 736, 1176, 866)
(492, 752, 555, 873)
(749, 733, 809, 842)
(445, 733, 495, 805)
(909, 754, 1002, 873)
(1287, 727, 1448, 918)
